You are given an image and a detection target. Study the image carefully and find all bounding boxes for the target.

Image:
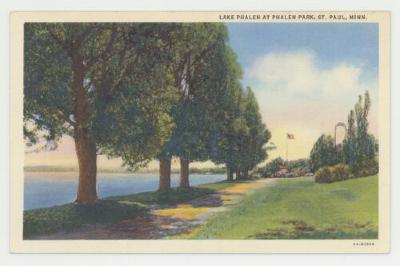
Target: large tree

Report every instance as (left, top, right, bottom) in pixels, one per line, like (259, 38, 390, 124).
(157, 23, 230, 190)
(207, 46, 244, 181)
(343, 110, 357, 164)
(238, 87, 271, 179)
(211, 86, 271, 180)
(343, 90, 376, 164)
(262, 157, 285, 177)
(24, 23, 178, 203)
(354, 91, 376, 161)
(310, 91, 376, 172)
(309, 134, 338, 172)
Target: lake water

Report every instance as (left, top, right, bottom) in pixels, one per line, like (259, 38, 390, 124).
(24, 173, 225, 210)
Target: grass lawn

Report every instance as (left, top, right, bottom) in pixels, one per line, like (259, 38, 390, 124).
(175, 175, 378, 239)
(23, 181, 236, 239)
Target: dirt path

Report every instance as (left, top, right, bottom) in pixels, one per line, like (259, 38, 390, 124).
(35, 179, 276, 240)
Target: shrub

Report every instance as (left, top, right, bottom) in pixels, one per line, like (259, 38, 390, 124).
(350, 159, 379, 178)
(310, 134, 338, 172)
(315, 160, 378, 184)
(314, 166, 333, 183)
(262, 157, 285, 177)
(331, 164, 352, 181)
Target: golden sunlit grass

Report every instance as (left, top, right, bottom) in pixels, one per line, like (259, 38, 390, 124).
(153, 204, 212, 220)
(220, 194, 238, 204)
(153, 181, 268, 220)
(221, 182, 262, 194)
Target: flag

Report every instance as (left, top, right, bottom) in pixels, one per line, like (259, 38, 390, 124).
(287, 133, 295, 140)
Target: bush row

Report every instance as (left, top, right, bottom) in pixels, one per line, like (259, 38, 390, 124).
(314, 160, 378, 183)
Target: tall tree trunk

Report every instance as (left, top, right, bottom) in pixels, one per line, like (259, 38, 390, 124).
(179, 157, 190, 189)
(235, 168, 241, 180)
(227, 165, 234, 181)
(243, 169, 249, 179)
(75, 129, 98, 203)
(159, 158, 171, 192)
(72, 53, 98, 204)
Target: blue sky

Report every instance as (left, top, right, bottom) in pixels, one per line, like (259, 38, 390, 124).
(227, 23, 378, 85)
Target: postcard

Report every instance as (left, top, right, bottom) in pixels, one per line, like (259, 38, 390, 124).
(10, 11, 390, 253)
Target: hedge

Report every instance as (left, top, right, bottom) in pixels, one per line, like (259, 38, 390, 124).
(315, 160, 378, 183)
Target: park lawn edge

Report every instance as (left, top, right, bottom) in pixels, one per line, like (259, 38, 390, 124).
(23, 175, 378, 240)
(23, 180, 236, 239)
(174, 175, 378, 240)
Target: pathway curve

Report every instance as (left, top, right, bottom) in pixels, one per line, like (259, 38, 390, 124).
(35, 178, 276, 240)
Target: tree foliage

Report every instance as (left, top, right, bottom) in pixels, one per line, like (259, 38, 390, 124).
(25, 22, 272, 198)
(237, 87, 271, 174)
(25, 23, 179, 169)
(212, 86, 271, 179)
(309, 134, 338, 172)
(262, 157, 285, 177)
(24, 23, 183, 202)
(159, 23, 230, 161)
(343, 91, 376, 164)
(310, 91, 377, 174)
(208, 46, 244, 169)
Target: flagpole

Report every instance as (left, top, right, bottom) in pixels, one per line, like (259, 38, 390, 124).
(286, 134, 288, 166)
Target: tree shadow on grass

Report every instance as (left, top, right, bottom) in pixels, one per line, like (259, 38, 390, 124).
(23, 200, 146, 239)
(24, 186, 224, 239)
(109, 187, 221, 208)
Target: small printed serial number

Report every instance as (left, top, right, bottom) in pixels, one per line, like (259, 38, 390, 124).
(353, 242, 375, 246)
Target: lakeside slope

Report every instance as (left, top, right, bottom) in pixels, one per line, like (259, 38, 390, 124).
(24, 175, 378, 239)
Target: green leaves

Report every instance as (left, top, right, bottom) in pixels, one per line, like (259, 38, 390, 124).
(159, 23, 232, 162)
(24, 23, 179, 168)
(310, 135, 338, 172)
(24, 22, 270, 175)
(212, 85, 271, 173)
(310, 91, 376, 173)
(343, 91, 376, 166)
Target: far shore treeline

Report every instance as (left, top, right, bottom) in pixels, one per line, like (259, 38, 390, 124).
(24, 165, 227, 175)
(24, 23, 271, 204)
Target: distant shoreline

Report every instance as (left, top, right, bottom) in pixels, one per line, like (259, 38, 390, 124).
(24, 165, 227, 175)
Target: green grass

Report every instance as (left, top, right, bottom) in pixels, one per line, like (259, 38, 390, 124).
(175, 175, 378, 239)
(24, 200, 145, 238)
(23, 181, 236, 239)
(24, 177, 378, 240)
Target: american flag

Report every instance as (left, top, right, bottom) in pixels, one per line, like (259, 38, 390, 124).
(287, 133, 295, 140)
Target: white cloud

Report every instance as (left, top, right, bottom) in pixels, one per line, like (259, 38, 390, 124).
(248, 50, 366, 96)
(320, 63, 362, 95)
(246, 50, 378, 160)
